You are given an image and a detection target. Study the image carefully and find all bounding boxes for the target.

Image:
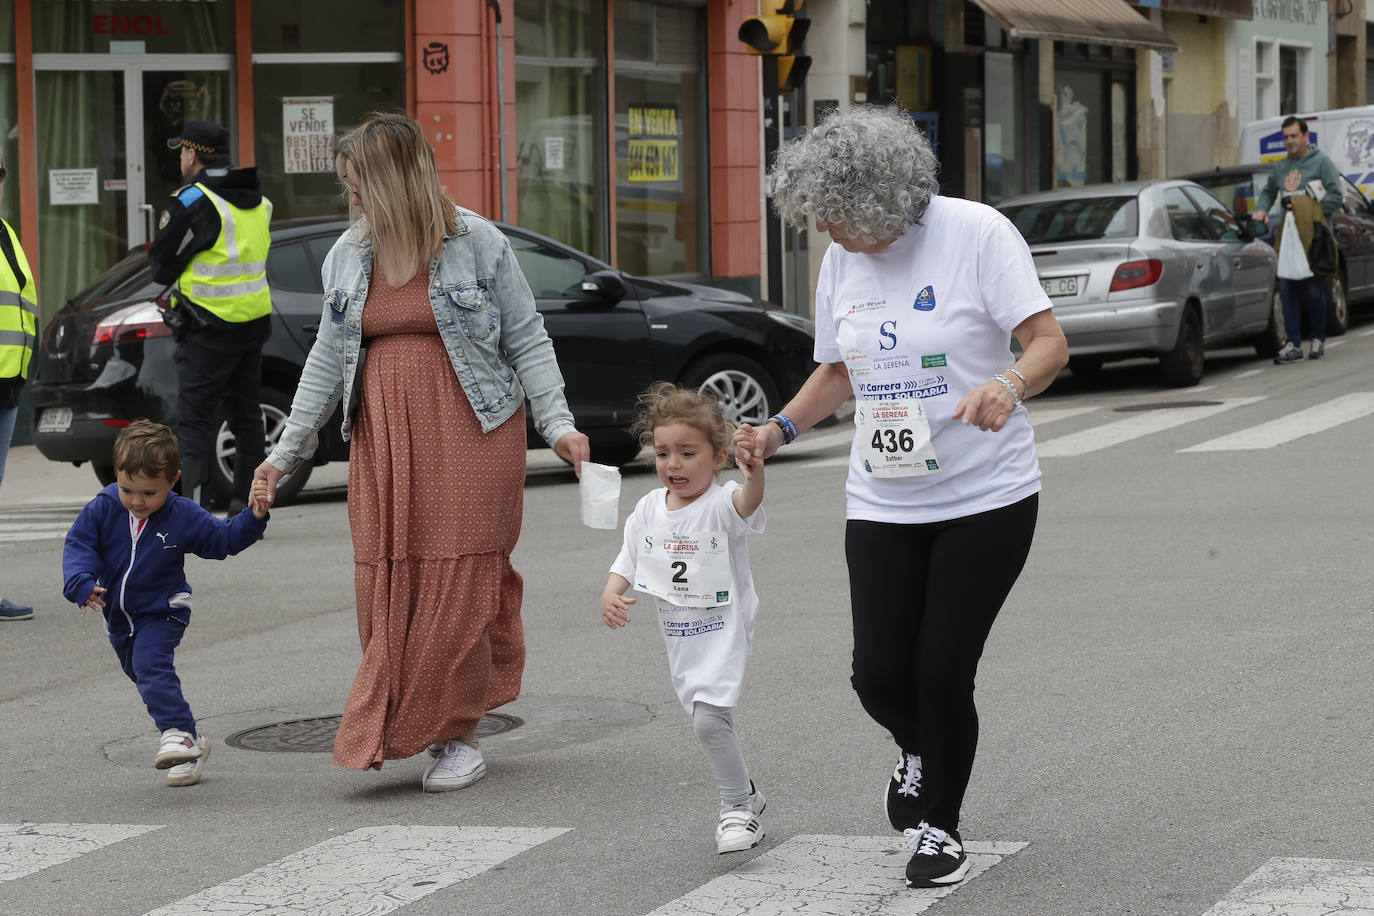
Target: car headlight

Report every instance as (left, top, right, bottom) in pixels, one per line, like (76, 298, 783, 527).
(766, 310, 815, 337)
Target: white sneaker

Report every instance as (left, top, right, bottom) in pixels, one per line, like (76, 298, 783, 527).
(155, 728, 203, 769)
(166, 737, 210, 787)
(421, 740, 486, 792)
(715, 785, 766, 854)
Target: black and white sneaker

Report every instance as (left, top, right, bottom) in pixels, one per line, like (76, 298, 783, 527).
(884, 750, 923, 830)
(903, 824, 970, 888)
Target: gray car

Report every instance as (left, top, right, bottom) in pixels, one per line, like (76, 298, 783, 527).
(998, 180, 1279, 386)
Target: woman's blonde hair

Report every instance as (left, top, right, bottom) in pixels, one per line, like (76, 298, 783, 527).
(630, 382, 734, 452)
(335, 112, 460, 277)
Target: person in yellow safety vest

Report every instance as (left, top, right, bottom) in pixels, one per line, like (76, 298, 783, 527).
(148, 120, 272, 515)
(0, 147, 38, 620)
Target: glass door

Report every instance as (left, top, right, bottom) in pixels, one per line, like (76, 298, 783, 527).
(32, 55, 230, 318)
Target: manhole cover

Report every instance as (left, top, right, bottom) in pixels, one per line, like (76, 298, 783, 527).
(225, 713, 523, 753)
(1114, 400, 1222, 412)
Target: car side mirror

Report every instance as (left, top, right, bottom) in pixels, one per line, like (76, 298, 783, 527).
(1241, 218, 1269, 240)
(579, 270, 628, 303)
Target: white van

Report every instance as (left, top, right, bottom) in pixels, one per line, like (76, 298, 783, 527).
(1238, 105, 1374, 195)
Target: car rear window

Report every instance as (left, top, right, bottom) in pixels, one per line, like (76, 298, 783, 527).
(69, 248, 158, 311)
(999, 196, 1138, 244)
(1188, 173, 1267, 216)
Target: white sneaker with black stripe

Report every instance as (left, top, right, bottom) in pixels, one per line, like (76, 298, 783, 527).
(903, 823, 971, 887)
(715, 784, 766, 854)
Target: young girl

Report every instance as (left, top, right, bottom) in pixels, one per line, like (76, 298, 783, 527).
(601, 382, 768, 854)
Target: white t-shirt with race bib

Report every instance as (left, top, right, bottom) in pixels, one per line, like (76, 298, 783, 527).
(610, 481, 765, 712)
(814, 195, 1053, 524)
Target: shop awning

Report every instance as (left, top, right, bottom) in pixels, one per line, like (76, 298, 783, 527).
(969, 0, 1179, 52)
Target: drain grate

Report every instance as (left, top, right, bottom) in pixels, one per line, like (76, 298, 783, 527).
(1114, 400, 1222, 412)
(225, 713, 524, 753)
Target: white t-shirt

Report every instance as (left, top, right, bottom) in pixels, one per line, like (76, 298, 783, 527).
(814, 195, 1053, 523)
(610, 481, 765, 712)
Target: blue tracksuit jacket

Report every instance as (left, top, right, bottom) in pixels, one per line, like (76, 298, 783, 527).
(62, 484, 267, 634)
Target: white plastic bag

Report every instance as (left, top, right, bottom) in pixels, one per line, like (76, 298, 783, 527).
(1276, 209, 1313, 280)
(579, 462, 622, 529)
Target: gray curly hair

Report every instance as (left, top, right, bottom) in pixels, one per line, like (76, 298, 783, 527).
(770, 105, 939, 243)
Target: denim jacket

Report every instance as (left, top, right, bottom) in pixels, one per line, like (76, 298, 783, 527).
(267, 207, 577, 474)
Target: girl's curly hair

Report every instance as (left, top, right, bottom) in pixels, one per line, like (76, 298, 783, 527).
(630, 382, 734, 451)
(769, 104, 939, 245)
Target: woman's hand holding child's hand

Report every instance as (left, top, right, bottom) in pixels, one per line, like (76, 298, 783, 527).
(601, 590, 635, 628)
(249, 478, 272, 519)
(80, 585, 107, 614)
(732, 424, 764, 480)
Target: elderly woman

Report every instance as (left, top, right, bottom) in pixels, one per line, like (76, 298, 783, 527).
(735, 106, 1068, 887)
(253, 113, 589, 790)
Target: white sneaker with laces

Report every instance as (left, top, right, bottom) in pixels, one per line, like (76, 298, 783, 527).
(715, 785, 766, 854)
(421, 740, 486, 792)
(155, 728, 202, 769)
(166, 737, 210, 787)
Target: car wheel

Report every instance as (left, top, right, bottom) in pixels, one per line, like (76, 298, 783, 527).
(207, 386, 314, 509)
(92, 462, 116, 487)
(1159, 307, 1204, 387)
(1326, 273, 1349, 337)
(1067, 357, 1104, 380)
(1252, 288, 1284, 358)
(679, 354, 779, 428)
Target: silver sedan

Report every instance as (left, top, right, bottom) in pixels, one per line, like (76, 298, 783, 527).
(998, 180, 1279, 386)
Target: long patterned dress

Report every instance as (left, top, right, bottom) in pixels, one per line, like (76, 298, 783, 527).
(332, 271, 527, 770)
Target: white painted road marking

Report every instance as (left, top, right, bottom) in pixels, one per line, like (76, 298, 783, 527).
(0, 823, 161, 884)
(642, 835, 1026, 915)
(1181, 392, 1374, 452)
(1027, 406, 1098, 427)
(142, 825, 568, 916)
(1036, 398, 1265, 457)
(1202, 857, 1374, 915)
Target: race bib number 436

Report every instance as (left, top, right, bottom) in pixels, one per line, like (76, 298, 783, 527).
(856, 397, 941, 477)
(634, 529, 732, 607)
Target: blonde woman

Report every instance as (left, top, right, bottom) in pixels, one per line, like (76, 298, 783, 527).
(253, 113, 589, 789)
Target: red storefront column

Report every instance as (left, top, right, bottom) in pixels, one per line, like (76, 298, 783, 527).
(413, 0, 515, 222)
(707, 1, 762, 282)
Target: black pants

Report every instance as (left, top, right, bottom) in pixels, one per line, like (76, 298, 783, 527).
(845, 493, 1038, 831)
(173, 336, 265, 497)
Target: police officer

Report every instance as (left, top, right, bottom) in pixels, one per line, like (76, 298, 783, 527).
(148, 120, 272, 513)
(0, 146, 38, 620)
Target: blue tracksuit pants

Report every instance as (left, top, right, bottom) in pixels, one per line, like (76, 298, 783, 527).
(108, 611, 196, 735)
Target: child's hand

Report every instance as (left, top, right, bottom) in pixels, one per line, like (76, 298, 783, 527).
(601, 591, 635, 628)
(732, 424, 764, 481)
(80, 585, 107, 614)
(249, 478, 272, 519)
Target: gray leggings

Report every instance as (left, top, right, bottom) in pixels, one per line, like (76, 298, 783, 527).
(692, 702, 753, 809)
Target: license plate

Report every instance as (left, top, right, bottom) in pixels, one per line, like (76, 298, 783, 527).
(1041, 276, 1078, 297)
(37, 407, 72, 433)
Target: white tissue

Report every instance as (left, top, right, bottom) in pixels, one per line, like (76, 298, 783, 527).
(579, 462, 622, 529)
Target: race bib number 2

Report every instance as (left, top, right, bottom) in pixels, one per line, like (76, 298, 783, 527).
(634, 529, 732, 608)
(856, 397, 941, 478)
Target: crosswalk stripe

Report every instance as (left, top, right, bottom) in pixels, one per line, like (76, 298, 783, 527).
(1180, 392, 1374, 452)
(1202, 856, 1374, 914)
(0, 823, 162, 884)
(1036, 397, 1265, 457)
(642, 835, 1026, 915)
(142, 825, 568, 916)
(1027, 406, 1097, 427)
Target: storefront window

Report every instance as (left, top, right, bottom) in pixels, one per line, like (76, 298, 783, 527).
(253, 0, 401, 53)
(252, 62, 404, 220)
(515, 0, 607, 259)
(983, 51, 1023, 204)
(613, 0, 708, 278)
(33, 0, 234, 54)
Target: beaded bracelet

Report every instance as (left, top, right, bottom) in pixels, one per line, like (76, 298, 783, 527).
(768, 413, 798, 445)
(1005, 366, 1028, 399)
(992, 374, 1022, 408)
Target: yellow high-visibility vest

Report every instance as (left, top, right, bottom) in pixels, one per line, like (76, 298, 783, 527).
(176, 183, 273, 323)
(0, 218, 36, 382)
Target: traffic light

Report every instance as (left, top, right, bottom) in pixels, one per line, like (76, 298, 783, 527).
(738, 0, 810, 94)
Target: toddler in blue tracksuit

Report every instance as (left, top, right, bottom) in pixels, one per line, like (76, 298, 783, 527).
(62, 420, 269, 787)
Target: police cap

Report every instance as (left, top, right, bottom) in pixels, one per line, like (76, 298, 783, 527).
(167, 120, 230, 156)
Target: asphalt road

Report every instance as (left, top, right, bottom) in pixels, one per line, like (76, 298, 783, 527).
(2, 327, 1373, 916)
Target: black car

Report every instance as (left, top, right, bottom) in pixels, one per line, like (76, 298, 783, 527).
(30, 217, 816, 505)
(1178, 163, 1374, 337)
